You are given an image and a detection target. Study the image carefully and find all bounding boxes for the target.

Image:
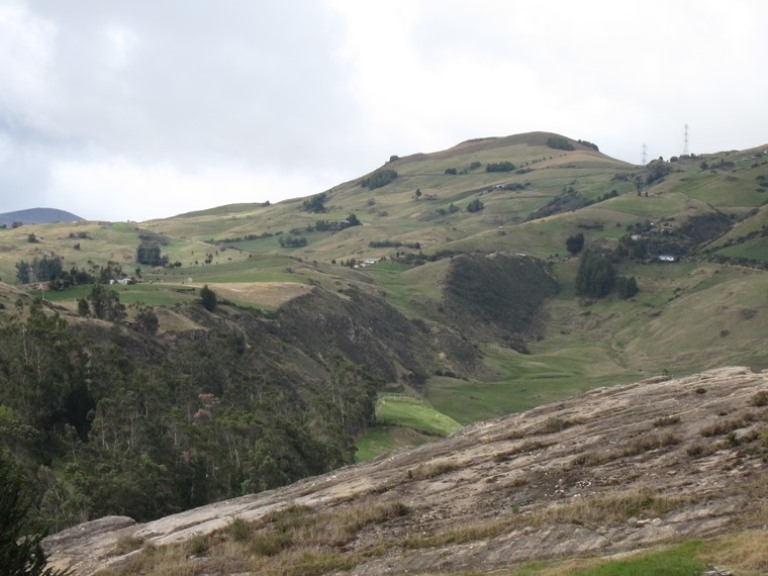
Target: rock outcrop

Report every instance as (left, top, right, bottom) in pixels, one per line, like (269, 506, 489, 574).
(45, 366, 768, 575)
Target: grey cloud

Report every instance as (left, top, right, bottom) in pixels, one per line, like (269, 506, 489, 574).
(21, 2, 368, 169)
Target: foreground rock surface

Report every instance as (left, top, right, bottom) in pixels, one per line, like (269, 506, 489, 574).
(46, 366, 768, 575)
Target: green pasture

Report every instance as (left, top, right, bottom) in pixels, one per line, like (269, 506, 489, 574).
(426, 342, 636, 424)
(715, 237, 768, 261)
(354, 427, 435, 462)
(142, 256, 310, 284)
(40, 282, 198, 307)
(375, 395, 462, 436)
(355, 394, 462, 461)
(669, 169, 768, 211)
(363, 260, 446, 317)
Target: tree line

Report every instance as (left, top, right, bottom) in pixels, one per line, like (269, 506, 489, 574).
(0, 296, 379, 534)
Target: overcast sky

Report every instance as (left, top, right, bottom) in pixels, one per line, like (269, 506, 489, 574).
(2, 1, 767, 222)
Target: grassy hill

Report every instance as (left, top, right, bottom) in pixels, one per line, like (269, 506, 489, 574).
(0, 133, 768, 393)
(2, 131, 768, 451)
(4, 131, 768, 574)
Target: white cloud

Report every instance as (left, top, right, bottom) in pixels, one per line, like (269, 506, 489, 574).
(0, 2, 57, 130)
(328, 0, 768, 163)
(1, 0, 767, 220)
(49, 157, 342, 222)
(101, 24, 140, 69)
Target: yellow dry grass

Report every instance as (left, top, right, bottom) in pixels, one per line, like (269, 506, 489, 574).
(188, 281, 312, 307)
(706, 530, 768, 574)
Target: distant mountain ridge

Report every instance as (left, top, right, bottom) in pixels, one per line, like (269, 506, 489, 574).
(0, 207, 84, 227)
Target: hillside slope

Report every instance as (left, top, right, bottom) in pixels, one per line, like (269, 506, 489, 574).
(45, 366, 768, 576)
(3, 132, 768, 551)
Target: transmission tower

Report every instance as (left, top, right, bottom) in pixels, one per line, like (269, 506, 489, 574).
(641, 143, 647, 165)
(683, 124, 689, 156)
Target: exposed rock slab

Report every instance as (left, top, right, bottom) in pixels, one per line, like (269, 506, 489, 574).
(45, 366, 768, 575)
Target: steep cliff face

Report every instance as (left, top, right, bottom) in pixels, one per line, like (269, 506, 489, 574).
(45, 366, 768, 576)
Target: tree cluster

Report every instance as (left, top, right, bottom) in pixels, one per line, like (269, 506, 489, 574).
(368, 240, 421, 249)
(546, 137, 575, 151)
(577, 139, 599, 151)
(0, 298, 378, 531)
(279, 236, 308, 248)
(496, 182, 529, 191)
(317, 215, 361, 231)
(199, 284, 217, 311)
(575, 251, 616, 298)
(361, 169, 397, 190)
(485, 161, 516, 172)
(466, 199, 485, 213)
(635, 158, 670, 188)
(15, 258, 130, 291)
(615, 213, 732, 263)
(435, 203, 461, 216)
(302, 193, 328, 214)
(565, 232, 585, 256)
(0, 453, 69, 576)
(77, 284, 126, 321)
(15, 255, 63, 285)
(616, 276, 639, 299)
(136, 241, 168, 267)
(290, 214, 361, 236)
(526, 187, 594, 221)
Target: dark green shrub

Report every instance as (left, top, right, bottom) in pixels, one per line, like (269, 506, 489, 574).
(361, 169, 397, 190)
(546, 137, 574, 151)
(136, 241, 167, 266)
(575, 251, 616, 298)
(565, 232, 585, 255)
(616, 276, 639, 299)
(0, 454, 70, 576)
(200, 284, 217, 311)
(466, 199, 485, 213)
(577, 139, 599, 151)
(485, 161, 516, 172)
(302, 193, 327, 213)
(279, 236, 308, 248)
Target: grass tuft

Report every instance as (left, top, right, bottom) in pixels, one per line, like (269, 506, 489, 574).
(227, 517, 252, 543)
(750, 391, 768, 407)
(653, 414, 681, 427)
(251, 531, 293, 557)
(185, 532, 210, 556)
(700, 413, 756, 437)
(532, 489, 688, 529)
(110, 534, 144, 556)
(622, 431, 680, 457)
(410, 460, 460, 480)
(571, 450, 611, 467)
(494, 440, 549, 462)
(534, 417, 583, 435)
